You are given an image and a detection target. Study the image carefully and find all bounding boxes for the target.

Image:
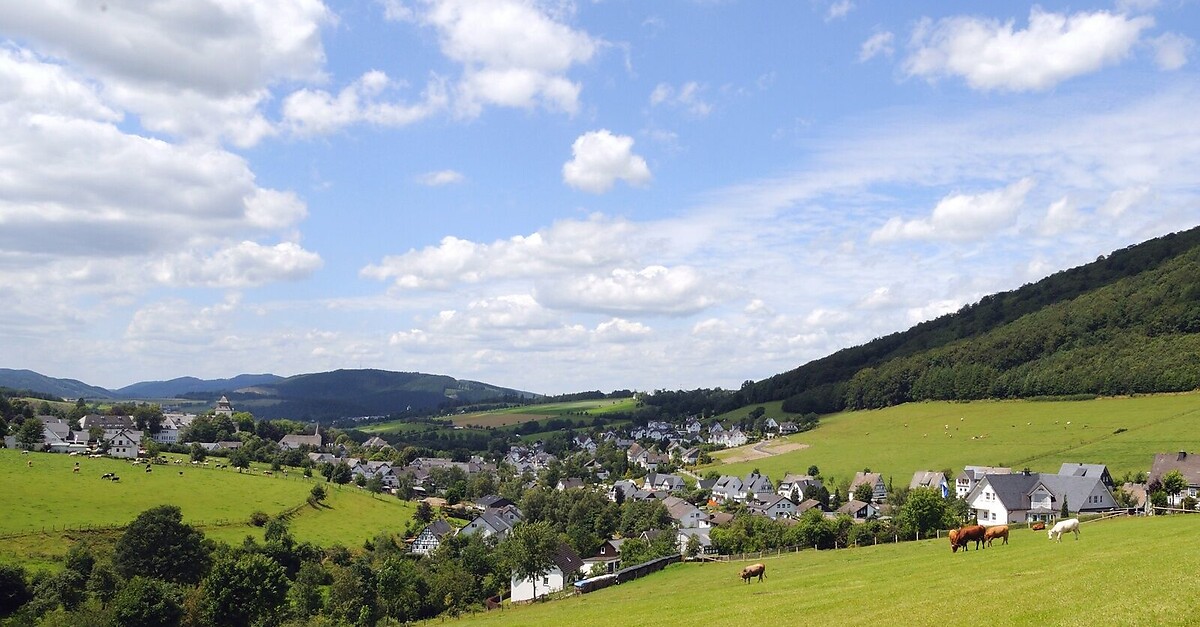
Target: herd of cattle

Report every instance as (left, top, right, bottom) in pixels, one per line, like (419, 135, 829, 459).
(949, 518, 1081, 552)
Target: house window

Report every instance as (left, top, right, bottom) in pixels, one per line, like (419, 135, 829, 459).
(543, 577, 549, 585)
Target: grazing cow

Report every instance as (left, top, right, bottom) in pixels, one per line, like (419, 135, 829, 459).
(740, 563, 766, 583)
(951, 525, 987, 552)
(1048, 518, 1080, 542)
(111, 476, 120, 482)
(1031, 522, 1046, 531)
(145, 466, 152, 473)
(948, 529, 959, 547)
(985, 525, 1009, 547)
(101, 473, 113, 479)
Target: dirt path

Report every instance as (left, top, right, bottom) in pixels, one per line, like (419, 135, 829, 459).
(719, 439, 809, 464)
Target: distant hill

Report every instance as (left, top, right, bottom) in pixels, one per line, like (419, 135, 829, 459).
(0, 369, 114, 400)
(114, 374, 285, 399)
(209, 369, 537, 420)
(744, 225, 1200, 413)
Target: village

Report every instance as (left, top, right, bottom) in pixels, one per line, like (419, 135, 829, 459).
(8, 395, 1200, 605)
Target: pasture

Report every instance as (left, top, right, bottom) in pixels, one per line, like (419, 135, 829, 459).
(705, 393, 1200, 486)
(361, 397, 638, 432)
(452, 515, 1200, 626)
(0, 448, 415, 570)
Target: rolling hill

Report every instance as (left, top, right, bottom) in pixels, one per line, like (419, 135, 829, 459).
(0, 368, 114, 400)
(218, 368, 537, 420)
(738, 224, 1200, 414)
(113, 373, 284, 399)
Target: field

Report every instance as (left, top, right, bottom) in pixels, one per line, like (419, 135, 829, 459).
(0, 448, 415, 570)
(704, 393, 1200, 486)
(452, 514, 1200, 626)
(361, 397, 638, 432)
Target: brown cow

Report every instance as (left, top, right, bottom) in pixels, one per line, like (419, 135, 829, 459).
(740, 563, 766, 583)
(951, 525, 986, 552)
(985, 525, 1009, 547)
(948, 529, 959, 548)
(1031, 521, 1046, 531)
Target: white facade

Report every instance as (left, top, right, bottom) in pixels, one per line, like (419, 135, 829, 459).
(510, 567, 567, 603)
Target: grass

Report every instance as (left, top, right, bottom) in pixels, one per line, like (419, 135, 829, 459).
(451, 514, 1200, 626)
(0, 448, 416, 570)
(361, 397, 639, 431)
(703, 393, 1200, 487)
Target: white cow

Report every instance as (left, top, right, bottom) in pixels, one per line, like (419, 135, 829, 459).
(1047, 518, 1080, 542)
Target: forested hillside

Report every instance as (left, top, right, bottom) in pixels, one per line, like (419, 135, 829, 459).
(644, 226, 1200, 417)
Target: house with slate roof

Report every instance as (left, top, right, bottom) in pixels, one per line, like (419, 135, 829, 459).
(850, 472, 887, 503)
(956, 465, 1011, 498)
(411, 519, 454, 555)
(1149, 451, 1200, 507)
(510, 542, 584, 602)
(661, 495, 708, 528)
(966, 469, 1116, 525)
(777, 474, 823, 502)
(1059, 462, 1115, 489)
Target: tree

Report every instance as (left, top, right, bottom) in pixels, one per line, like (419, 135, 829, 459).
(132, 405, 163, 434)
(287, 561, 326, 620)
(228, 449, 251, 472)
(113, 505, 210, 585)
(1060, 496, 1070, 518)
(16, 417, 43, 449)
(896, 488, 950, 538)
(807, 465, 821, 478)
(853, 482, 874, 504)
(415, 501, 434, 524)
(189, 443, 206, 463)
(86, 562, 120, 608)
(685, 534, 702, 559)
(498, 521, 560, 601)
(331, 462, 353, 485)
(110, 576, 183, 627)
(0, 563, 32, 618)
(1162, 470, 1187, 503)
(309, 484, 327, 504)
(201, 552, 289, 627)
(366, 475, 384, 495)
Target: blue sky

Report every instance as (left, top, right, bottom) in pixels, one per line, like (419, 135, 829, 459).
(1, 0, 1198, 394)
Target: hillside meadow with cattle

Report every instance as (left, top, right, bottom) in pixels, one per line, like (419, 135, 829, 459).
(452, 515, 1199, 626)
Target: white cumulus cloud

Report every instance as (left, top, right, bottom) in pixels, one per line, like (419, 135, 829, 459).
(904, 8, 1152, 91)
(412, 0, 601, 116)
(416, 170, 466, 186)
(562, 130, 652, 193)
(282, 71, 448, 136)
(870, 178, 1036, 243)
(1151, 32, 1194, 70)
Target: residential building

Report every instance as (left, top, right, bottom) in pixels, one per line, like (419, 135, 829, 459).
(909, 471, 950, 498)
(849, 472, 887, 503)
(412, 520, 455, 555)
(510, 542, 583, 603)
(966, 470, 1117, 525)
(956, 465, 1011, 499)
(1149, 451, 1200, 507)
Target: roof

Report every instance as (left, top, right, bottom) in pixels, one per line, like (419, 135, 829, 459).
(422, 519, 454, 539)
(280, 433, 322, 447)
(552, 542, 584, 574)
(475, 495, 515, 510)
(957, 466, 1011, 481)
(850, 472, 883, 492)
(708, 512, 734, 526)
(837, 499, 872, 514)
(974, 471, 1113, 513)
(909, 471, 946, 490)
(796, 498, 825, 513)
(1150, 452, 1200, 487)
(661, 495, 700, 520)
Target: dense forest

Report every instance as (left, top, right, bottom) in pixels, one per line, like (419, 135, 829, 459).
(644, 225, 1200, 416)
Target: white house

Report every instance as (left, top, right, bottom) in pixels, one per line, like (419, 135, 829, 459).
(777, 474, 822, 502)
(457, 506, 522, 540)
(105, 429, 143, 459)
(411, 520, 455, 555)
(966, 470, 1116, 525)
(510, 542, 583, 603)
(662, 496, 708, 528)
(152, 414, 195, 445)
(748, 494, 795, 520)
(677, 528, 715, 556)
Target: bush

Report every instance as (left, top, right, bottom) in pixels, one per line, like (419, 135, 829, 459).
(250, 511, 270, 527)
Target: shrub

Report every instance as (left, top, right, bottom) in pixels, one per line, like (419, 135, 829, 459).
(250, 511, 270, 527)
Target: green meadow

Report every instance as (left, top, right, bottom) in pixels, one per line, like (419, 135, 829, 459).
(361, 397, 638, 432)
(0, 448, 415, 570)
(452, 514, 1200, 626)
(705, 393, 1200, 486)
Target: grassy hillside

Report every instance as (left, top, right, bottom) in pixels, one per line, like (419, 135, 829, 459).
(452, 515, 1200, 626)
(360, 397, 638, 433)
(703, 393, 1200, 486)
(0, 449, 415, 570)
(741, 225, 1200, 413)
